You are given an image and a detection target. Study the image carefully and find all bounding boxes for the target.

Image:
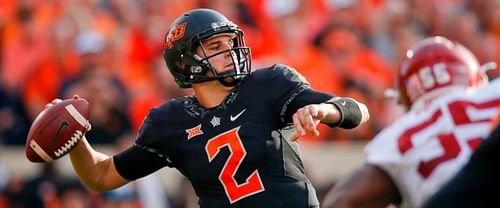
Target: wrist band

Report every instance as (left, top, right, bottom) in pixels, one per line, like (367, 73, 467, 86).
(326, 97, 362, 129)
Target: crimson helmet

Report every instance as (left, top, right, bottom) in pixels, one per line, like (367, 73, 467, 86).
(163, 9, 251, 88)
(398, 36, 484, 107)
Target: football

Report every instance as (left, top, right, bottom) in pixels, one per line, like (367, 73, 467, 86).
(26, 97, 90, 163)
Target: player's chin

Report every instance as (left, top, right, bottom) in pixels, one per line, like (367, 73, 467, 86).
(217, 76, 238, 88)
(216, 70, 241, 87)
(222, 76, 236, 83)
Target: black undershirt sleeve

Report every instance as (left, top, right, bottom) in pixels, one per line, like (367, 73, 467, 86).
(284, 89, 364, 129)
(283, 89, 334, 123)
(113, 145, 169, 181)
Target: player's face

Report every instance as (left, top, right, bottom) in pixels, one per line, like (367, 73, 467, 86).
(196, 34, 236, 75)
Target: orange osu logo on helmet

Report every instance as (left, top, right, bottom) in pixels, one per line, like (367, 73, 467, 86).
(164, 23, 187, 49)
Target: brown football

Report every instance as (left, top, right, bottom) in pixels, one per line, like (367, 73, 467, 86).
(25, 98, 90, 163)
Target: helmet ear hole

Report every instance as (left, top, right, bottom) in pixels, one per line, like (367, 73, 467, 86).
(174, 60, 185, 69)
(190, 66, 203, 74)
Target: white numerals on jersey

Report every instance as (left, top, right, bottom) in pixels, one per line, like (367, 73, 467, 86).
(419, 63, 451, 88)
(408, 63, 451, 100)
(432, 63, 451, 85)
(398, 98, 500, 178)
(419, 66, 435, 89)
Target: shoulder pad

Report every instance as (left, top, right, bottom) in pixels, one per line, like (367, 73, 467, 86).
(251, 64, 310, 85)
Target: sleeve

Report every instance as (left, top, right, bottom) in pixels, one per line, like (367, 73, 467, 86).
(363, 127, 407, 189)
(266, 64, 334, 123)
(113, 108, 173, 180)
(283, 89, 334, 123)
(364, 128, 403, 167)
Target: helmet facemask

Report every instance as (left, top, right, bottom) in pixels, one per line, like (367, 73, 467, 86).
(183, 31, 251, 87)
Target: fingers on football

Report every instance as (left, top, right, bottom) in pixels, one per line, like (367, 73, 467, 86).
(84, 122, 92, 131)
(45, 98, 63, 108)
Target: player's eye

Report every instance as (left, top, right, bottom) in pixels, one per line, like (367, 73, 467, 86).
(208, 44, 221, 51)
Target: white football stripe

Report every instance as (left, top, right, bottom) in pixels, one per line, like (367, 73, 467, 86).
(30, 140, 54, 162)
(65, 104, 88, 127)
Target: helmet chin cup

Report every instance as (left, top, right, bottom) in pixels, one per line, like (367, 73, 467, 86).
(218, 76, 239, 87)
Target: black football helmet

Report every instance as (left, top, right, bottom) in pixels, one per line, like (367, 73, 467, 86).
(163, 8, 251, 88)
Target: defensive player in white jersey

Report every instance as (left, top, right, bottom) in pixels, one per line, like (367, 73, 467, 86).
(322, 36, 500, 208)
(423, 115, 500, 208)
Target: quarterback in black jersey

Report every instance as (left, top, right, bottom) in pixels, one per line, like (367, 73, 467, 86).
(59, 8, 369, 208)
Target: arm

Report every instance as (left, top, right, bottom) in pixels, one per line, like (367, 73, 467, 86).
(322, 164, 402, 208)
(69, 137, 129, 192)
(43, 96, 129, 192)
(291, 97, 369, 141)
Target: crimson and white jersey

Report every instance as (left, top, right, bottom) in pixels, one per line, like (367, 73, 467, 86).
(365, 78, 500, 207)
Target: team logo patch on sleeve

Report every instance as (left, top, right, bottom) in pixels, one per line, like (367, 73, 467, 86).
(186, 124, 203, 140)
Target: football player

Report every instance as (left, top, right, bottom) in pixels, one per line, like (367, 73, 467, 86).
(59, 8, 369, 208)
(322, 36, 500, 208)
(423, 114, 500, 208)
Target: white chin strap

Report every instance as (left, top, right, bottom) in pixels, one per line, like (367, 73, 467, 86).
(479, 61, 497, 84)
(480, 62, 497, 73)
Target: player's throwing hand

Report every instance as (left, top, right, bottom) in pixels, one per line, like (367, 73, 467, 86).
(291, 98, 369, 141)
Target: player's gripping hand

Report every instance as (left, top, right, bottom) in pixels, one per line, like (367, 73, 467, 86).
(45, 95, 92, 132)
(26, 95, 92, 163)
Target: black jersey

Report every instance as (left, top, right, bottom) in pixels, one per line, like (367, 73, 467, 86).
(114, 64, 333, 208)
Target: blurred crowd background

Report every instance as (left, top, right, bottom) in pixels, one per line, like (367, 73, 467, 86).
(0, 0, 499, 207)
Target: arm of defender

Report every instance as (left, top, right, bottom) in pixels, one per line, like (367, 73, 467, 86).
(322, 164, 401, 208)
(69, 137, 129, 192)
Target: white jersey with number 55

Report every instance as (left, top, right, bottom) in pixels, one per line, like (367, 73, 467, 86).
(365, 78, 500, 207)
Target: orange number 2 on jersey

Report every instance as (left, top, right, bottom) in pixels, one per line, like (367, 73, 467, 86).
(205, 127, 265, 204)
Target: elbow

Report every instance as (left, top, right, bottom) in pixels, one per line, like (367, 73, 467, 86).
(82, 177, 116, 192)
(330, 198, 359, 208)
(86, 183, 112, 193)
(323, 194, 357, 208)
(78, 162, 127, 192)
(324, 197, 383, 208)
(84, 177, 125, 192)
